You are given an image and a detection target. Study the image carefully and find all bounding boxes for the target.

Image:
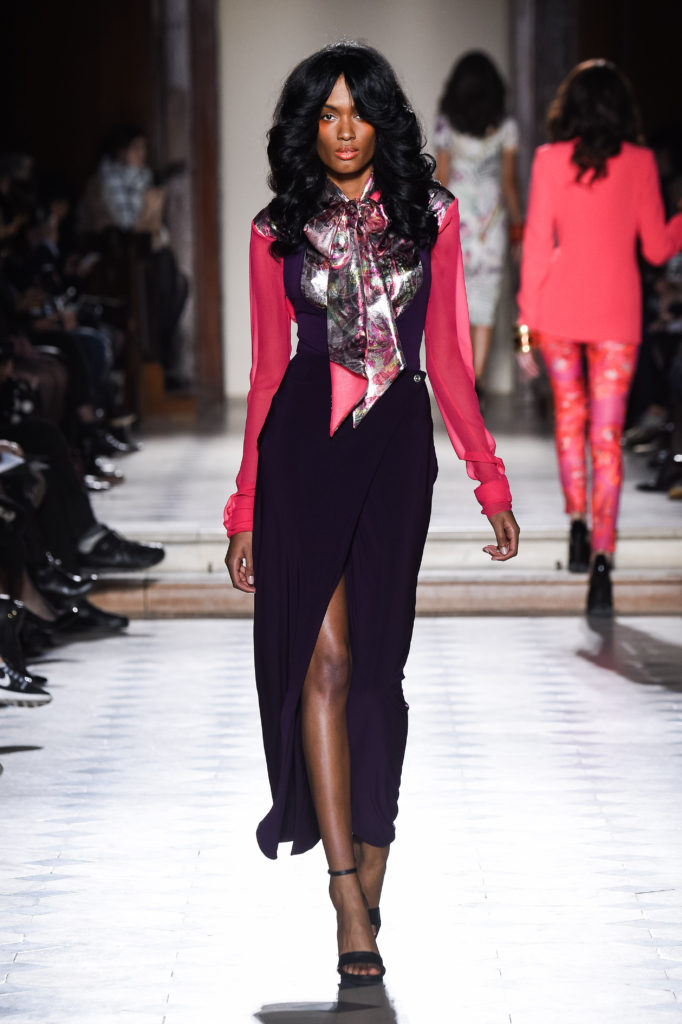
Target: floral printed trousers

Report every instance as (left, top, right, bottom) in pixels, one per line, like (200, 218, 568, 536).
(539, 334, 639, 554)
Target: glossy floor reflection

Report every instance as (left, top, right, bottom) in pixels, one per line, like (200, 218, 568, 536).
(1, 616, 682, 1023)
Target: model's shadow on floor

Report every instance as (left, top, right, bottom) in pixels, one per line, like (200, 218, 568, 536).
(255, 983, 398, 1022)
(579, 617, 682, 692)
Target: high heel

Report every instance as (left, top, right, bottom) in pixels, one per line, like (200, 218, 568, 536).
(587, 554, 613, 617)
(328, 867, 386, 988)
(568, 519, 590, 573)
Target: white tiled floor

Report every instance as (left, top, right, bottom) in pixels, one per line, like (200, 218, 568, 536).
(2, 616, 682, 1023)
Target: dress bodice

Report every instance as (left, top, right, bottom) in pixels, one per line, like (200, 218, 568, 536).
(283, 245, 431, 371)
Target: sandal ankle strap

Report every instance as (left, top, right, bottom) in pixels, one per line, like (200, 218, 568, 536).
(328, 867, 357, 877)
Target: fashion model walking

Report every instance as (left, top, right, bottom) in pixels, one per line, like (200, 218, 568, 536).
(224, 43, 519, 985)
(434, 51, 523, 390)
(517, 60, 682, 615)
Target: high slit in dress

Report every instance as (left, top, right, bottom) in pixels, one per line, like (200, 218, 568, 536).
(224, 183, 513, 860)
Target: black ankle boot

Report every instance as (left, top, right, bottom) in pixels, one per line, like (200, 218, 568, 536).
(587, 554, 613, 617)
(568, 520, 590, 573)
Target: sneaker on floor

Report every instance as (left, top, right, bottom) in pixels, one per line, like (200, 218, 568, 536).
(79, 528, 165, 572)
(0, 667, 52, 707)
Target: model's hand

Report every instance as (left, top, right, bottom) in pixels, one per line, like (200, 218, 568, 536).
(225, 531, 255, 593)
(483, 510, 520, 561)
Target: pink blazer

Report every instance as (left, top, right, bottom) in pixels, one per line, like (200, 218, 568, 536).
(518, 141, 682, 343)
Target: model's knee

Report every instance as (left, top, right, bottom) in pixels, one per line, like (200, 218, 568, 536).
(306, 641, 351, 703)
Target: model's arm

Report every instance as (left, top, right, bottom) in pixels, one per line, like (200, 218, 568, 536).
(435, 150, 451, 188)
(223, 222, 292, 538)
(433, 114, 452, 188)
(637, 148, 682, 265)
(516, 148, 555, 329)
(424, 200, 513, 518)
(501, 119, 523, 227)
(501, 149, 523, 226)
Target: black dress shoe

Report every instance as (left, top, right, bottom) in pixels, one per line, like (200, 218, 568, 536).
(31, 556, 96, 599)
(79, 528, 165, 572)
(107, 424, 142, 452)
(84, 475, 112, 492)
(23, 604, 80, 636)
(81, 422, 137, 458)
(85, 455, 125, 485)
(568, 519, 590, 573)
(637, 453, 682, 493)
(586, 554, 613, 617)
(95, 430, 137, 456)
(52, 597, 128, 636)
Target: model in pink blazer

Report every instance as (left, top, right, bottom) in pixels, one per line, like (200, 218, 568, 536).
(517, 60, 682, 615)
(518, 141, 682, 344)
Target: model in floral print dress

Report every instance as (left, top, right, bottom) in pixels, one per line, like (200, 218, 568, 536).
(435, 52, 522, 387)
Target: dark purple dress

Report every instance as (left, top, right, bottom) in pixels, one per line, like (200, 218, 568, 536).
(252, 246, 438, 858)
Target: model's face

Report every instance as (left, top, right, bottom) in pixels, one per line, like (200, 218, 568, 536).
(316, 75, 376, 198)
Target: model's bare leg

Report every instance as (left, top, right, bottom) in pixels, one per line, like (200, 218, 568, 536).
(301, 576, 380, 977)
(353, 837, 389, 934)
(471, 324, 494, 383)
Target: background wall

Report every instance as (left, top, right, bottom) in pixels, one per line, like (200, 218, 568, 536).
(219, 0, 512, 398)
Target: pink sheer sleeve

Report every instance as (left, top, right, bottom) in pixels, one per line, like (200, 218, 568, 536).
(223, 222, 293, 536)
(424, 200, 512, 516)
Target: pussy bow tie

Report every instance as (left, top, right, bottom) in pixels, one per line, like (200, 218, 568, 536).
(304, 178, 407, 430)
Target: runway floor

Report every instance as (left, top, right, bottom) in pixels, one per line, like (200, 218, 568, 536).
(2, 615, 682, 1023)
(90, 397, 682, 538)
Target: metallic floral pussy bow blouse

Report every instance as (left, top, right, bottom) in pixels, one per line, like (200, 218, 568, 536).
(303, 175, 423, 430)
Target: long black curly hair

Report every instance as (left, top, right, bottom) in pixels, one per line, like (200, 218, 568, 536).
(438, 51, 506, 139)
(547, 60, 643, 182)
(266, 42, 437, 257)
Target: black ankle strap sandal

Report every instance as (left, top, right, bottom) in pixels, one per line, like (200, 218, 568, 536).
(328, 868, 382, 936)
(328, 867, 385, 987)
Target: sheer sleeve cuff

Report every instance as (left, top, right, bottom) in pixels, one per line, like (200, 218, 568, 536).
(474, 477, 513, 517)
(224, 490, 255, 537)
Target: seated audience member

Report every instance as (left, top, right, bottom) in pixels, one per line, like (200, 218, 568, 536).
(633, 253, 682, 495)
(0, 316, 164, 574)
(78, 127, 188, 387)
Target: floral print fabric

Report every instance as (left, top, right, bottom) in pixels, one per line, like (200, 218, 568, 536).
(539, 334, 639, 553)
(434, 116, 518, 326)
